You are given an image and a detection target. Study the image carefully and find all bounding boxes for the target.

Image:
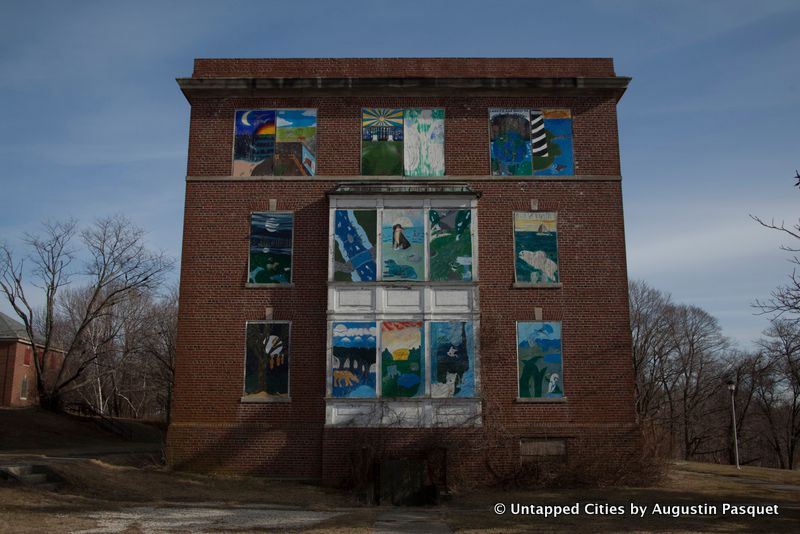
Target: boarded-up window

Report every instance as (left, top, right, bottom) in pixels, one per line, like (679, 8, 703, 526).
(519, 439, 566, 463)
(20, 375, 28, 399)
(23, 348, 31, 366)
(233, 109, 317, 177)
(361, 108, 445, 176)
(243, 321, 291, 400)
(490, 108, 574, 176)
(248, 212, 294, 285)
(517, 321, 564, 399)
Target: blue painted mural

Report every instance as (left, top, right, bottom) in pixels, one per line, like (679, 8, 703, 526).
(333, 210, 377, 282)
(430, 321, 475, 397)
(331, 321, 377, 398)
(517, 321, 563, 399)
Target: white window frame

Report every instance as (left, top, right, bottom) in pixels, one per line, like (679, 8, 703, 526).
(326, 194, 482, 427)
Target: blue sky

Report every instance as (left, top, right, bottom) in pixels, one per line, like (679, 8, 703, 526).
(1, 0, 798, 347)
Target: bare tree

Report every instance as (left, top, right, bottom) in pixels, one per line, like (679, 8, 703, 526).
(755, 319, 800, 469)
(751, 172, 800, 318)
(55, 285, 177, 421)
(629, 280, 676, 423)
(668, 304, 730, 459)
(141, 287, 178, 422)
(628, 280, 752, 462)
(0, 215, 173, 411)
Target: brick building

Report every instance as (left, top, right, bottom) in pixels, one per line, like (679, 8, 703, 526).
(0, 312, 63, 407)
(168, 58, 638, 486)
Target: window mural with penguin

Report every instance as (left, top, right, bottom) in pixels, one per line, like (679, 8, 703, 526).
(517, 321, 563, 399)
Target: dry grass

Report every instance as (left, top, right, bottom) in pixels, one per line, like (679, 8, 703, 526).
(444, 461, 800, 533)
(675, 460, 800, 485)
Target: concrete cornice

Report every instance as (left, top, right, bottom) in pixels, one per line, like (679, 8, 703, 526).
(177, 76, 630, 100)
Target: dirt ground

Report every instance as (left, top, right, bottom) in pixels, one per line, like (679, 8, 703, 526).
(1, 408, 799, 532)
(0, 406, 162, 451)
(1, 459, 798, 533)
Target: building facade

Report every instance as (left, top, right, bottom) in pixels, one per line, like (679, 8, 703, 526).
(168, 58, 638, 485)
(0, 312, 63, 407)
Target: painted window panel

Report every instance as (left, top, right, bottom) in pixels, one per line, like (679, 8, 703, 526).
(381, 321, 424, 398)
(403, 109, 445, 176)
(249, 212, 293, 285)
(275, 109, 318, 176)
(331, 321, 377, 398)
(429, 209, 472, 281)
(362, 108, 404, 176)
(533, 110, 574, 176)
(517, 321, 563, 399)
(490, 109, 574, 176)
(514, 212, 559, 284)
(489, 108, 532, 176)
(234, 110, 276, 176)
(430, 321, 475, 398)
(244, 321, 291, 399)
(233, 109, 316, 177)
(333, 210, 377, 282)
(381, 209, 424, 281)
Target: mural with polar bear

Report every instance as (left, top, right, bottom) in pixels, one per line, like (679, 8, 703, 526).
(514, 212, 559, 284)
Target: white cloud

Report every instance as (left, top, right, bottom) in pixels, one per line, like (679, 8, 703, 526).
(302, 110, 316, 117)
(333, 325, 377, 337)
(276, 117, 292, 127)
(628, 223, 778, 275)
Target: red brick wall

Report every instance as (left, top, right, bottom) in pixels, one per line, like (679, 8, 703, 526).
(192, 57, 616, 79)
(168, 180, 636, 479)
(168, 58, 637, 483)
(186, 96, 620, 177)
(0, 341, 37, 407)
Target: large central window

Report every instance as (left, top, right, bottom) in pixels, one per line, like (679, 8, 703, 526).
(326, 191, 481, 427)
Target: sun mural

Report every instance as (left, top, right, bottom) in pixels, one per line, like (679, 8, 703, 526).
(362, 108, 404, 128)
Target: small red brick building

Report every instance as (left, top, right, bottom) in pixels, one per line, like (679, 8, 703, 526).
(168, 58, 638, 486)
(0, 312, 63, 407)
